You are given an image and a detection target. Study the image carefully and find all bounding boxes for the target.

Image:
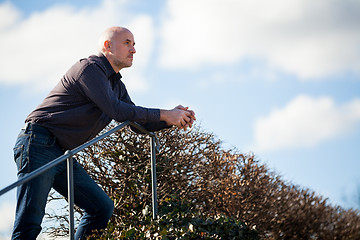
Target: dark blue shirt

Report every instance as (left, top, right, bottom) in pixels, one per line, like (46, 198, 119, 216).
(26, 53, 168, 150)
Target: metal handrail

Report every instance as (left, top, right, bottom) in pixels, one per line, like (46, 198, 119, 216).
(0, 120, 159, 239)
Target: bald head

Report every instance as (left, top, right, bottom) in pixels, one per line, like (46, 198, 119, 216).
(98, 26, 136, 72)
(98, 26, 131, 53)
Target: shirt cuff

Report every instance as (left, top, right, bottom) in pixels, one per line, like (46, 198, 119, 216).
(147, 108, 161, 122)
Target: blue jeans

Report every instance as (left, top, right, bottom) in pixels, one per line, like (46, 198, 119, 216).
(12, 123, 114, 240)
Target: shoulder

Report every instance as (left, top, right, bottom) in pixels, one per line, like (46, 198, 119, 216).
(64, 54, 115, 86)
(86, 55, 107, 73)
(68, 53, 113, 76)
(74, 55, 106, 77)
(62, 56, 105, 88)
(67, 55, 106, 80)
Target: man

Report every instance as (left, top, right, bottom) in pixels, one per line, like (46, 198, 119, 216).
(12, 26, 196, 239)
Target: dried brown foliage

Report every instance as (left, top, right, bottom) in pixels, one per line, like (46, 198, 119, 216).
(47, 123, 360, 239)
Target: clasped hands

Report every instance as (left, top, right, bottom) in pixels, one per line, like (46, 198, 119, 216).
(175, 105, 196, 130)
(160, 105, 196, 131)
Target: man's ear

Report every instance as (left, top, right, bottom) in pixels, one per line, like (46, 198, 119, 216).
(104, 40, 111, 52)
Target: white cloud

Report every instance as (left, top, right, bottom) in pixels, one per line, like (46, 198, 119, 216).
(253, 95, 360, 151)
(0, 0, 154, 93)
(158, 0, 360, 80)
(0, 201, 15, 239)
(0, 1, 19, 30)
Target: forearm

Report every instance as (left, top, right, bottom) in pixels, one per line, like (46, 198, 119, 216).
(130, 120, 170, 134)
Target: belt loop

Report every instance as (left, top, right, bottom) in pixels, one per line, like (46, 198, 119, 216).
(22, 122, 30, 131)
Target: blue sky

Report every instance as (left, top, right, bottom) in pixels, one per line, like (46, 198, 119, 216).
(0, 0, 360, 238)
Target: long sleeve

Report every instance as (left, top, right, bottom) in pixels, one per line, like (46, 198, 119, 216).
(26, 54, 167, 149)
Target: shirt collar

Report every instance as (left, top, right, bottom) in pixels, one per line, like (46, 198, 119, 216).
(97, 53, 122, 80)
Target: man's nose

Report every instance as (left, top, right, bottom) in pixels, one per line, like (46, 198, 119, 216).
(131, 46, 136, 54)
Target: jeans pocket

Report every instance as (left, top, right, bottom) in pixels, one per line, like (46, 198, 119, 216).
(30, 133, 56, 147)
(14, 144, 29, 174)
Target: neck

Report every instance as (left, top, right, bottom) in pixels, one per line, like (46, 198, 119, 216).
(103, 52, 121, 73)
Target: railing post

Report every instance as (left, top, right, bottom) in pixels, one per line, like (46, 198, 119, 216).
(150, 136, 158, 219)
(66, 150, 75, 240)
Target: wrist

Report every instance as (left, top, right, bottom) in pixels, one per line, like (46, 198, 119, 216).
(160, 109, 169, 122)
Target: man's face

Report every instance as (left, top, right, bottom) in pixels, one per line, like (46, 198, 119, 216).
(110, 30, 136, 70)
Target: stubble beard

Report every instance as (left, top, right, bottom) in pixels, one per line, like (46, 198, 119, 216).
(114, 58, 132, 70)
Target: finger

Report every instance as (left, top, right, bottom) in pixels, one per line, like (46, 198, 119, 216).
(176, 105, 187, 110)
(187, 109, 195, 116)
(186, 118, 194, 125)
(180, 119, 187, 127)
(188, 110, 196, 120)
(189, 118, 194, 126)
(182, 120, 192, 131)
(184, 109, 195, 118)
